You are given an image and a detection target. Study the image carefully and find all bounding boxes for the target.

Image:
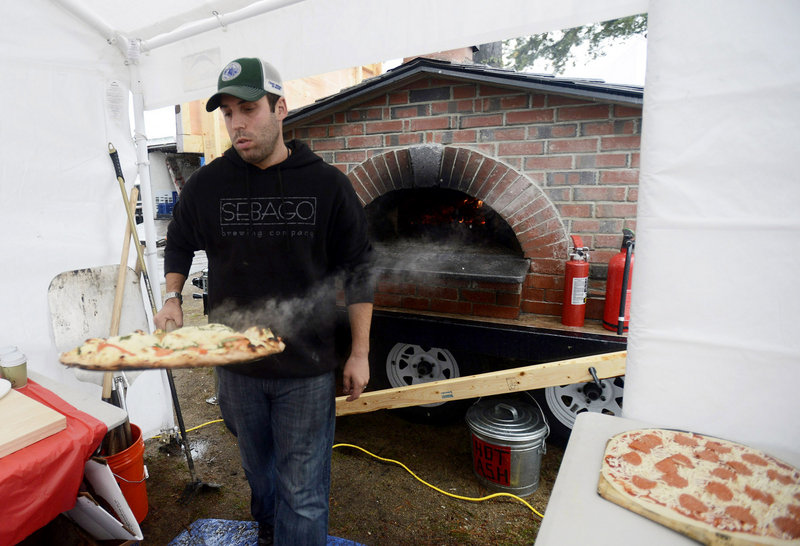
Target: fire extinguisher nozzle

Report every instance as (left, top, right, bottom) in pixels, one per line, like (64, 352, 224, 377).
(603, 229, 635, 334)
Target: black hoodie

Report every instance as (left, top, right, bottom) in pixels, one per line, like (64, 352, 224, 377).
(164, 139, 374, 378)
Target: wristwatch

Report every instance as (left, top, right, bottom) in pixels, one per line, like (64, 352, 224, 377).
(164, 291, 183, 305)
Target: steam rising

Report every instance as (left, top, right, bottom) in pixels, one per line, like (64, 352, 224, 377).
(210, 268, 374, 343)
(373, 241, 528, 285)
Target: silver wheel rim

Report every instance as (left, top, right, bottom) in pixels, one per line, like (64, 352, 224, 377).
(386, 343, 460, 408)
(544, 376, 624, 429)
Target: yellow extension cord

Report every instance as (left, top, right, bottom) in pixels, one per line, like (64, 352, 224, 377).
(332, 443, 545, 519)
(150, 418, 225, 438)
(152, 419, 545, 519)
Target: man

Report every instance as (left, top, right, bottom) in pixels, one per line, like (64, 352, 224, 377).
(154, 57, 374, 545)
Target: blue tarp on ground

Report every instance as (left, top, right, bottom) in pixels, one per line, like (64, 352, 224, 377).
(168, 519, 364, 545)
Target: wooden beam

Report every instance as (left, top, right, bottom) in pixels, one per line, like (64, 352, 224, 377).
(176, 100, 230, 161)
(336, 351, 626, 416)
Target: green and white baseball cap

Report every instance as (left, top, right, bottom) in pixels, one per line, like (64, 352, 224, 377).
(206, 57, 284, 112)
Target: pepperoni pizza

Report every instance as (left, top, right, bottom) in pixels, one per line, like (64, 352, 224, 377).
(599, 428, 800, 544)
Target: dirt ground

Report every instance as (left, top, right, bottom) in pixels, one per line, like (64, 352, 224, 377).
(24, 271, 564, 545)
(132, 275, 564, 545)
(139, 372, 564, 545)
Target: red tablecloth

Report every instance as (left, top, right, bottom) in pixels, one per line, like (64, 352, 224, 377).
(0, 380, 106, 545)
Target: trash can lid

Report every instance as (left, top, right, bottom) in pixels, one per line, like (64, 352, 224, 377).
(466, 396, 549, 443)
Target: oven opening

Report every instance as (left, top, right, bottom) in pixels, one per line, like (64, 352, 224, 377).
(366, 188, 529, 282)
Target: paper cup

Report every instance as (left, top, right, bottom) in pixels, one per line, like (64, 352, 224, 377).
(0, 346, 16, 379)
(1, 350, 27, 388)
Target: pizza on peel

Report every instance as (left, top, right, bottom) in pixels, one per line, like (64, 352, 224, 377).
(59, 323, 285, 370)
(599, 428, 800, 545)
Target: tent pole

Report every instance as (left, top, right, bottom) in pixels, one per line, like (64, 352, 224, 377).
(127, 49, 176, 433)
(128, 63, 160, 312)
(140, 0, 306, 52)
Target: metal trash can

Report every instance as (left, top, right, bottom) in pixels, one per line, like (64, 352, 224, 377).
(466, 394, 549, 497)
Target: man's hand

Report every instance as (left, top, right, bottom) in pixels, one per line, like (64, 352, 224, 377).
(155, 272, 188, 331)
(343, 302, 372, 401)
(342, 353, 370, 402)
(154, 298, 184, 331)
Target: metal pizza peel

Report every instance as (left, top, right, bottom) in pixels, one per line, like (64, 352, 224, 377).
(48, 264, 146, 454)
(48, 265, 146, 385)
(161, 319, 222, 502)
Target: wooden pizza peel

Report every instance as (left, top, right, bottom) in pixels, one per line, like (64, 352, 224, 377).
(596, 473, 741, 545)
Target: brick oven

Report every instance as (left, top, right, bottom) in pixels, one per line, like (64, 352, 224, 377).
(284, 57, 642, 324)
(284, 58, 637, 433)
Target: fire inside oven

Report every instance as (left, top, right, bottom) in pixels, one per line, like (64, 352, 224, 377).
(366, 188, 528, 282)
(366, 188, 521, 254)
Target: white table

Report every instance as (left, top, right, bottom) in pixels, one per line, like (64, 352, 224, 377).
(535, 412, 800, 545)
(30, 371, 128, 429)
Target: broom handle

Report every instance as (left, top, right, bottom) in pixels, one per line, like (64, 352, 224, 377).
(110, 185, 140, 336)
(103, 186, 139, 401)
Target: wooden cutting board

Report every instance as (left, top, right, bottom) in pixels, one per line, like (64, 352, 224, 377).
(0, 389, 67, 458)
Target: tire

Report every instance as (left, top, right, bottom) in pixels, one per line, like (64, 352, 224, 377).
(369, 341, 473, 424)
(533, 375, 625, 446)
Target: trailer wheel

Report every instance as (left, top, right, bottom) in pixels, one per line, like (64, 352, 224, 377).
(370, 342, 472, 423)
(534, 375, 625, 445)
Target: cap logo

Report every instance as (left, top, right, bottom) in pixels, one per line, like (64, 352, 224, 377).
(268, 81, 282, 93)
(220, 61, 242, 82)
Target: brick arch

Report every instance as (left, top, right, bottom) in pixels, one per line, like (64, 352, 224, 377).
(348, 145, 570, 316)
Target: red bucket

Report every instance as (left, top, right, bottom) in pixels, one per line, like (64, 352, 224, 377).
(103, 424, 148, 523)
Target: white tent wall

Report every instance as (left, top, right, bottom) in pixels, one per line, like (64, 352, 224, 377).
(0, 0, 172, 438)
(624, 0, 800, 455)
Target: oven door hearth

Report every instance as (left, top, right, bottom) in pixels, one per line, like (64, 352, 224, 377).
(374, 242, 529, 284)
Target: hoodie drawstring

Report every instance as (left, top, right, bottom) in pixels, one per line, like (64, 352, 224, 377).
(277, 165, 291, 252)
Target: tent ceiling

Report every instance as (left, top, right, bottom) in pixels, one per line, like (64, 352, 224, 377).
(60, 0, 646, 48)
(53, 0, 648, 109)
(62, 0, 271, 42)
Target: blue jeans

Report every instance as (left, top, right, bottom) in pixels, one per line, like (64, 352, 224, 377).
(217, 368, 336, 545)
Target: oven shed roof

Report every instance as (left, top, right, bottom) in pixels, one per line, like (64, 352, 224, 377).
(285, 57, 643, 127)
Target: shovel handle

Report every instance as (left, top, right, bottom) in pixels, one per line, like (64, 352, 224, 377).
(104, 185, 139, 406)
(101, 372, 113, 401)
(109, 142, 158, 316)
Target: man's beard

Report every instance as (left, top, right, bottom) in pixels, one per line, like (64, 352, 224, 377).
(234, 128, 279, 166)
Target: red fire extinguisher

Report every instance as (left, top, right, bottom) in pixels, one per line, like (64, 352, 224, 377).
(603, 229, 635, 334)
(562, 235, 589, 327)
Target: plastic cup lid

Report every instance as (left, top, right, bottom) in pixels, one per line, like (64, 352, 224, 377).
(0, 350, 26, 367)
(0, 345, 16, 355)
